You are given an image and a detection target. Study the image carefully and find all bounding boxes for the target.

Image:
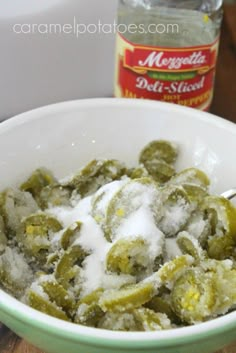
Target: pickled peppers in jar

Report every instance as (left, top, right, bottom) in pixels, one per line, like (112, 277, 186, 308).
(114, 0, 223, 110)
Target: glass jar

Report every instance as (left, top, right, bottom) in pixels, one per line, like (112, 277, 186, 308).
(114, 0, 223, 111)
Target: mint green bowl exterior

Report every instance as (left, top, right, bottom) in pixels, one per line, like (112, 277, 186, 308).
(0, 98, 235, 353)
(1, 297, 236, 353)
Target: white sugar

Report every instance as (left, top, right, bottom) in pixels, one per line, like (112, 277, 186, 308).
(115, 207, 164, 260)
(42, 173, 196, 297)
(123, 181, 158, 210)
(29, 281, 49, 300)
(71, 215, 111, 293)
(100, 273, 135, 290)
(47, 179, 166, 294)
(74, 215, 136, 295)
(73, 215, 107, 251)
(158, 197, 192, 237)
(48, 195, 92, 228)
(171, 170, 201, 186)
(48, 187, 139, 295)
(94, 180, 128, 211)
(0, 247, 33, 285)
(185, 212, 208, 240)
(165, 238, 182, 261)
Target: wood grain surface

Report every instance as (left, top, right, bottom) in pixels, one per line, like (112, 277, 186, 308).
(0, 4, 236, 353)
(211, 4, 236, 122)
(0, 324, 44, 353)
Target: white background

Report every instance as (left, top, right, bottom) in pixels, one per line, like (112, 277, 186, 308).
(0, 0, 118, 120)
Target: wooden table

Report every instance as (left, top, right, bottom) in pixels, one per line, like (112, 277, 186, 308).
(0, 4, 236, 353)
(211, 4, 236, 122)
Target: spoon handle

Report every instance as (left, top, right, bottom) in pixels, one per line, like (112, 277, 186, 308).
(221, 189, 236, 200)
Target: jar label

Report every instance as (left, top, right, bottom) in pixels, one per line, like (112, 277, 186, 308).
(114, 33, 219, 110)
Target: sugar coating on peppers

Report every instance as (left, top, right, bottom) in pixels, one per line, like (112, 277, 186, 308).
(0, 140, 235, 332)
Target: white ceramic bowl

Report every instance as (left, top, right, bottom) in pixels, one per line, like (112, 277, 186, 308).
(0, 98, 236, 353)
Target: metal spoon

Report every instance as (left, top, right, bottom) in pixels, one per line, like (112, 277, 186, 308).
(221, 188, 236, 200)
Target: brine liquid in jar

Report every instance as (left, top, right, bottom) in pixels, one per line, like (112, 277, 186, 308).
(114, 0, 223, 111)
